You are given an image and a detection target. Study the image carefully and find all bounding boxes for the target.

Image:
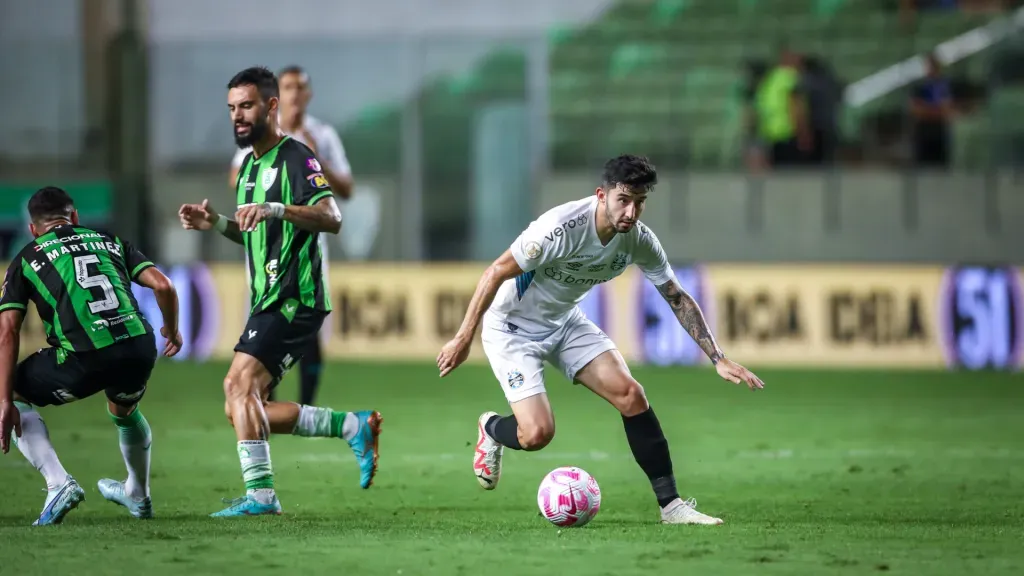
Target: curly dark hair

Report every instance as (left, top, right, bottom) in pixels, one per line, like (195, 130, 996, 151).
(601, 154, 658, 193)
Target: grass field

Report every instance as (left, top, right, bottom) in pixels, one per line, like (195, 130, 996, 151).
(0, 360, 1021, 575)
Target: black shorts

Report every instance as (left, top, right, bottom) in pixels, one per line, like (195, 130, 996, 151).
(234, 302, 327, 381)
(15, 333, 157, 408)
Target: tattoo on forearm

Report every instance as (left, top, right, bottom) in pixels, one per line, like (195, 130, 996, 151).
(657, 280, 724, 363)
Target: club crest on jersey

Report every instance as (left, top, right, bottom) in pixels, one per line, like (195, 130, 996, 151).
(523, 240, 542, 260)
(261, 167, 278, 189)
(611, 253, 629, 271)
(307, 172, 329, 189)
(306, 157, 321, 172)
(507, 369, 525, 389)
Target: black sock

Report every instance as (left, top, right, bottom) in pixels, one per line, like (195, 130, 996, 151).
(299, 341, 323, 406)
(484, 414, 522, 450)
(623, 407, 679, 508)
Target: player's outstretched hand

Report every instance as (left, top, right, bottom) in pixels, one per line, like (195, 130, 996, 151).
(161, 327, 183, 358)
(715, 358, 765, 390)
(0, 401, 23, 455)
(179, 199, 218, 231)
(437, 336, 471, 378)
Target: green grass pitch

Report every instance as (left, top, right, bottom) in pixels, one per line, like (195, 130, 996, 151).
(0, 360, 1022, 575)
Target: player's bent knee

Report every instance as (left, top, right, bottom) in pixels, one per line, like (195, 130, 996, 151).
(519, 423, 555, 451)
(614, 379, 650, 417)
(223, 368, 261, 401)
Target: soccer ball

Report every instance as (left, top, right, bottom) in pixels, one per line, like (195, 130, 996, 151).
(537, 466, 602, 527)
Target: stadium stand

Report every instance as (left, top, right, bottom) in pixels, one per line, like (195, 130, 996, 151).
(339, 0, 1017, 172)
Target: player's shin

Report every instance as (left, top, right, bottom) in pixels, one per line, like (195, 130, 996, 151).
(108, 405, 152, 498)
(484, 414, 523, 450)
(13, 401, 70, 491)
(622, 407, 680, 508)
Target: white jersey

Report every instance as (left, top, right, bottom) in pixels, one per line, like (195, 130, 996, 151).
(485, 196, 675, 338)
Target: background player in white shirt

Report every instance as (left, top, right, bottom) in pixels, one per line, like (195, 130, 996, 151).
(229, 65, 353, 407)
(437, 155, 765, 525)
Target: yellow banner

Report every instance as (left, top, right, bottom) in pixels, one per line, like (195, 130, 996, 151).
(5, 262, 1021, 370)
(702, 265, 947, 368)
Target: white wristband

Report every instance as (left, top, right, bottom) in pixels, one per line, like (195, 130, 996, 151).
(265, 202, 285, 219)
(213, 214, 229, 233)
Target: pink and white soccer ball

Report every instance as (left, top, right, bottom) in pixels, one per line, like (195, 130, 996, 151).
(537, 466, 602, 527)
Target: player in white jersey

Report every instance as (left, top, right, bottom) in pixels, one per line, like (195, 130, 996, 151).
(437, 155, 765, 525)
(229, 65, 353, 406)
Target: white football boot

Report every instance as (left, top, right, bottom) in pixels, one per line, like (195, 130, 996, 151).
(660, 498, 724, 525)
(473, 412, 504, 490)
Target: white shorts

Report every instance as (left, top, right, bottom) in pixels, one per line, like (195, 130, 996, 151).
(481, 309, 617, 403)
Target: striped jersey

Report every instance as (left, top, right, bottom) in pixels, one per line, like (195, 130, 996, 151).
(234, 136, 333, 314)
(0, 225, 154, 352)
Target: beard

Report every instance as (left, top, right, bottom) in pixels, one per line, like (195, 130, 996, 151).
(233, 116, 269, 148)
(606, 205, 635, 233)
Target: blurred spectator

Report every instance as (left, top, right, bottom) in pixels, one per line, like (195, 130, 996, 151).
(909, 52, 954, 168)
(739, 59, 769, 172)
(801, 55, 843, 166)
(754, 46, 812, 169)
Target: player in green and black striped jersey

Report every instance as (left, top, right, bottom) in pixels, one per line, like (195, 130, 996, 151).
(178, 66, 382, 518)
(0, 187, 182, 525)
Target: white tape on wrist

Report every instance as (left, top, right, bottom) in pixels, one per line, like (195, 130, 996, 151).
(265, 202, 285, 219)
(213, 215, 229, 233)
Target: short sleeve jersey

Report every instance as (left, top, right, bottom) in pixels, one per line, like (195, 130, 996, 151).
(0, 225, 155, 351)
(486, 196, 674, 337)
(234, 136, 333, 315)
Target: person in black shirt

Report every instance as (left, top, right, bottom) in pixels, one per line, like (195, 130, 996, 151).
(910, 53, 954, 168)
(0, 187, 182, 525)
(178, 66, 382, 518)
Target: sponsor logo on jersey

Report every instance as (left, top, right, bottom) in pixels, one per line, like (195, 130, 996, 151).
(543, 266, 616, 287)
(0, 280, 5, 299)
(306, 157, 322, 172)
(587, 264, 606, 273)
(265, 259, 279, 286)
(261, 167, 278, 189)
(307, 172, 330, 189)
(565, 262, 583, 271)
(523, 240, 542, 260)
(544, 212, 589, 243)
(507, 369, 525, 389)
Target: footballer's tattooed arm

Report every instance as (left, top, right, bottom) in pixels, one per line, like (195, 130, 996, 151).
(235, 197, 343, 235)
(281, 197, 342, 234)
(656, 279, 765, 390)
(656, 279, 724, 364)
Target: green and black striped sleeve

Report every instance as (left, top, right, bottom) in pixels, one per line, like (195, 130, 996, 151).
(287, 150, 335, 206)
(116, 237, 156, 281)
(0, 261, 29, 314)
